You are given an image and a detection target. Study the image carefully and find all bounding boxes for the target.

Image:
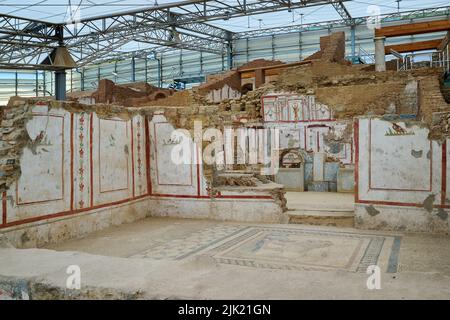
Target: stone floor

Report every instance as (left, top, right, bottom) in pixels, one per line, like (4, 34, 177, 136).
(1, 217, 448, 299)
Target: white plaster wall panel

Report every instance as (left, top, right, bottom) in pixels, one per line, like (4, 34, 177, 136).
(315, 103, 334, 120)
(221, 85, 237, 101)
(446, 139, 450, 206)
(321, 122, 353, 165)
(206, 85, 241, 103)
(313, 153, 326, 182)
(206, 92, 213, 103)
(262, 96, 278, 122)
(73, 112, 92, 210)
(277, 96, 289, 121)
(197, 145, 209, 197)
(148, 198, 284, 223)
(149, 115, 199, 196)
(279, 126, 301, 149)
(92, 115, 133, 205)
(19, 114, 64, 204)
(132, 115, 148, 197)
(306, 125, 331, 153)
(262, 94, 353, 165)
(358, 118, 442, 205)
(355, 204, 449, 233)
(213, 89, 221, 103)
(218, 190, 275, 197)
(3, 198, 151, 248)
(370, 120, 431, 191)
(148, 198, 210, 220)
(267, 121, 352, 165)
(230, 88, 241, 100)
(262, 94, 334, 123)
(6, 106, 71, 222)
(155, 123, 192, 185)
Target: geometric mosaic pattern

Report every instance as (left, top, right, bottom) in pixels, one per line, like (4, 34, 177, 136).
(131, 225, 402, 274)
(130, 225, 249, 260)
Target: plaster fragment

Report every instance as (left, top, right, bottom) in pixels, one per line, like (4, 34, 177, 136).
(437, 209, 449, 221)
(366, 205, 380, 217)
(423, 194, 436, 213)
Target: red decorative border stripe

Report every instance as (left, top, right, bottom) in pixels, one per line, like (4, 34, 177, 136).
(442, 140, 447, 206)
(0, 115, 277, 230)
(2, 192, 7, 226)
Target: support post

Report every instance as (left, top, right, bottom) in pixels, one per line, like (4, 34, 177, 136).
(156, 57, 162, 88)
(226, 31, 234, 70)
(227, 43, 233, 70)
(374, 36, 386, 72)
(55, 70, 67, 101)
(351, 25, 356, 62)
(131, 55, 136, 82)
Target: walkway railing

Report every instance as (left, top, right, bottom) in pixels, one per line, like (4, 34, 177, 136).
(398, 48, 450, 74)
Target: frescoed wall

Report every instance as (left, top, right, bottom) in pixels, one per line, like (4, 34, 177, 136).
(0, 100, 286, 247)
(355, 117, 449, 233)
(262, 94, 354, 165)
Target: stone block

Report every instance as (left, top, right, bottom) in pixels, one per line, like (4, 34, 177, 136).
(307, 181, 330, 192)
(324, 162, 340, 182)
(313, 153, 326, 182)
(329, 182, 338, 193)
(304, 163, 313, 184)
(337, 167, 355, 193)
(275, 167, 305, 192)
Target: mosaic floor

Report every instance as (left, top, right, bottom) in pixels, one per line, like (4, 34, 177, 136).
(130, 225, 402, 273)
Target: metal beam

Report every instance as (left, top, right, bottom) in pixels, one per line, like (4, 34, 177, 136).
(235, 6, 450, 39)
(375, 19, 450, 38)
(0, 0, 351, 68)
(330, 0, 353, 25)
(385, 39, 443, 54)
(1, 2, 448, 70)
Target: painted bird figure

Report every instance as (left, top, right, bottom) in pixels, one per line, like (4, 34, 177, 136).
(392, 123, 407, 135)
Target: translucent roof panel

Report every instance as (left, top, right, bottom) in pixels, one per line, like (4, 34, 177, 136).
(0, 0, 448, 32)
(0, 0, 183, 23)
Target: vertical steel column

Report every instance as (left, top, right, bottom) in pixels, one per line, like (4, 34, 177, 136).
(179, 49, 183, 77)
(35, 70, 39, 97)
(131, 55, 136, 82)
(145, 57, 148, 83)
(299, 31, 303, 61)
(227, 43, 233, 70)
(43, 71, 47, 96)
(55, 25, 67, 101)
(200, 51, 204, 74)
(14, 71, 18, 96)
(246, 38, 250, 63)
(226, 31, 234, 70)
(351, 25, 356, 62)
(159, 54, 163, 87)
(114, 61, 118, 83)
(271, 35, 275, 61)
(81, 68, 85, 91)
(55, 70, 67, 101)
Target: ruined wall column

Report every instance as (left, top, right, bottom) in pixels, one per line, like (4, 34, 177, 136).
(255, 69, 265, 88)
(374, 36, 386, 72)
